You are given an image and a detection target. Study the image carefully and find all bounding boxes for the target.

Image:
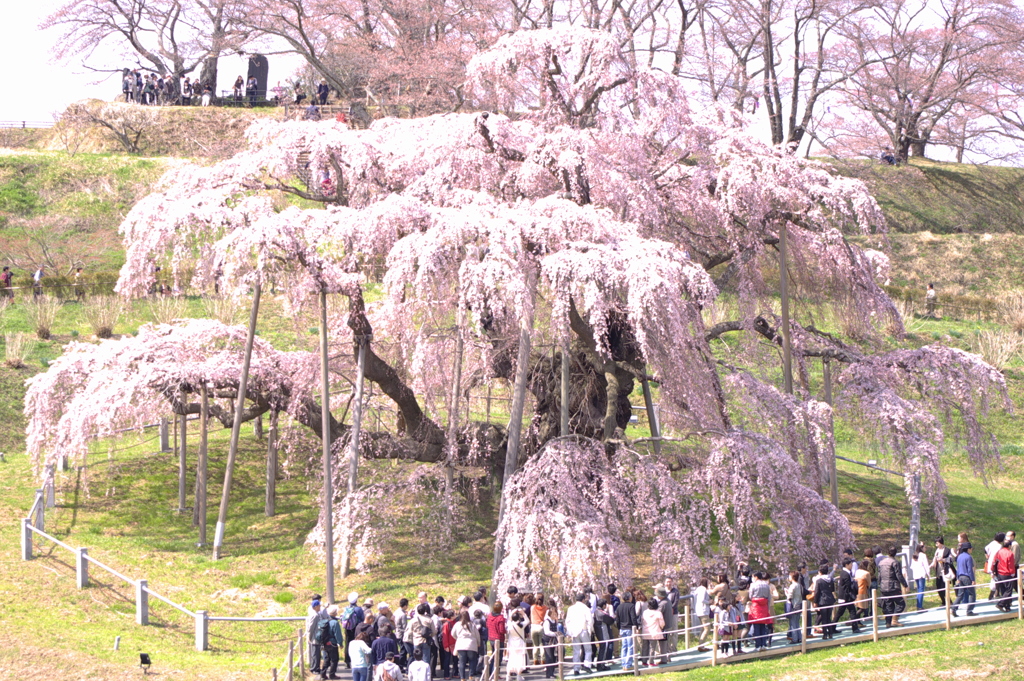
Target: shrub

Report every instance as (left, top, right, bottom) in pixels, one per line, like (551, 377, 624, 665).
(204, 296, 241, 325)
(273, 591, 295, 604)
(83, 295, 123, 338)
(4, 332, 30, 368)
(24, 296, 62, 339)
(147, 296, 187, 325)
(998, 291, 1024, 334)
(972, 329, 1021, 371)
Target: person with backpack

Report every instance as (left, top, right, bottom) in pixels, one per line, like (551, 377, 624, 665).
(344, 593, 366, 669)
(307, 597, 329, 675)
(350, 632, 374, 681)
(411, 603, 437, 670)
(932, 536, 954, 605)
(318, 604, 343, 681)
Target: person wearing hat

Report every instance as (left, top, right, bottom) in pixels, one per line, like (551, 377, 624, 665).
(323, 604, 344, 680)
(344, 593, 365, 669)
(308, 596, 329, 674)
(952, 541, 976, 617)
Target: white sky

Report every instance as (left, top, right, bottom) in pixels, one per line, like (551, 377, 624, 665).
(0, 2, 303, 123)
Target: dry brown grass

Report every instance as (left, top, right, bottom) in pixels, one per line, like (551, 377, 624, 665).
(971, 329, 1022, 371)
(82, 296, 123, 339)
(4, 333, 30, 368)
(23, 296, 62, 340)
(147, 296, 187, 325)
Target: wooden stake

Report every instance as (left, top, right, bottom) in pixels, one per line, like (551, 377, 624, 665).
(683, 602, 691, 651)
(641, 375, 661, 456)
(871, 589, 879, 643)
(213, 283, 261, 561)
(1017, 569, 1023, 620)
(800, 600, 808, 654)
(319, 287, 335, 602)
(945, 577, 953, 629)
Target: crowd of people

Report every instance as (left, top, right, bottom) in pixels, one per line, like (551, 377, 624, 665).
(117, 69, 330, 109)
(304, 531, 1022, 681)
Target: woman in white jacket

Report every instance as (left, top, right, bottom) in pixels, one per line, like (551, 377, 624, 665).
(910, 543, 931, 610)
(451, 611, 480, 681)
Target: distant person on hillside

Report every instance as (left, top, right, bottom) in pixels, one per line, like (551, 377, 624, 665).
(181, 77, 193, 106)
(122, 70, 133, 102)
(881, 148, 897, 165)
(1, 266, 13, 298)
(294, 85, 307, 106)
(306, 103, 322, 121)
(73, 267, 85, 301)
(926, 283, 937, 318)
(201, 83, 213, 107)
(32, 267, 44, 297)
(318, 79, 330, 105)
(271, 81, 286, 105)
(247, 75, 258, 105)
(233, 76, 245, 103)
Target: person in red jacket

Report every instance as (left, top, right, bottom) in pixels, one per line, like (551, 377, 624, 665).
(993, 540, 1018, 611)
(486, 603, 506, 678)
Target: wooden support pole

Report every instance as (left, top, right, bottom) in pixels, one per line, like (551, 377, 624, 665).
(632, 630, 640, 677)
(490, 279, 535, 594)
(823, 358, 838, 509)
(266, 410, 278, 517)
(21, 518, 32, 560)
(800, 600, 808, 654)
(446, 307, 465, 495)
(254, 413, 264, 440)
(45, 464, 56, 508)
(1017, 569, 1023, 620)
(34, 489, 44, 533)
(177, 393, 188, 514)
(557, 635, 564, 681)
(871, 589, 879, 642)
(213, 283, 261, 561)
(195, 384, 209, 543)
(780, 222, 793, 394)
(195, 611, 209, 651)
(286, 640, 294, 681)
(340, 337, 367, 580)
(641, 375, 661, 456)
(560, 341, 569, 437)
(298, 629, 305, 678)
(319, 287, 335, 601)
(159, 417, 171, 452)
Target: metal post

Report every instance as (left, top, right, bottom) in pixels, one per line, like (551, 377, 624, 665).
(196, 384, 208, 544)
(560, 341, 570, 437)
(266, 410, 278, 517)
(287, 640, 294, 681)
(871, 589, 879, 643)
(945, 578, 952, 629)
(136, 579, 149, 625)
(298, 629, 305, 678)
(160, 417, 171, 452)
(800, 600, 808, 654)
(711, 612, 718, 666)
(195, 610, 209, 651)
(641, 375, 661, 456)
(76, 547, 89, 588)
(21, 518, 32, 560)
(909, 473, 921, 555)
(213, 283, 261, 561)
(780, 222, 793, 394)
(683, 602, 691, 651)
(319, 287, 335, 601)
(34, 489, 44, 533)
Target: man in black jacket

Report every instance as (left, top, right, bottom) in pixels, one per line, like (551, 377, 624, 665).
(615, 591, 638, 671)
(878, 546, 909, 627)
(812, 565, 837, 639)
(835, 558, 861, 632)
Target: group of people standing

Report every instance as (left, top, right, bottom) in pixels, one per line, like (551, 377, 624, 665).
(121, 70, 213, 107)
(304, 531, 1022, 680)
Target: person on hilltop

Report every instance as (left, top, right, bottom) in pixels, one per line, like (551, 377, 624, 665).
(926, 283, 937, 318)
(318, 79, 330, 105)
(246, 75, 258, 105)
(1, 266, 13, 298)
(233, 75, 245, 103)
(181, 77, 193, 106)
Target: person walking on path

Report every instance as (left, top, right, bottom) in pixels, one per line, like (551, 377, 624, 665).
(566, 593, 594, 674)
(692, 578, 712, 650)
(926, 283, 937, 318)
(506, 609, 529, 681)
(484, 602, 505, 678)
(878, 546, 908, 628)
(320, 605, 344, 681)
(655, 586, 676, 662)
(812, 565, 837, 640)
(932, 536, 954, 606)
(835, 558, 860, 632)
(952, 542, 977, 618)
(993, 540, 1017, 611)
(910, 543, 931, 610)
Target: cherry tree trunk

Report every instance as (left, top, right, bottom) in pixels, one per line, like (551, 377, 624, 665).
(265, 410, 278, 517)
(194, 384, 209, 545)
